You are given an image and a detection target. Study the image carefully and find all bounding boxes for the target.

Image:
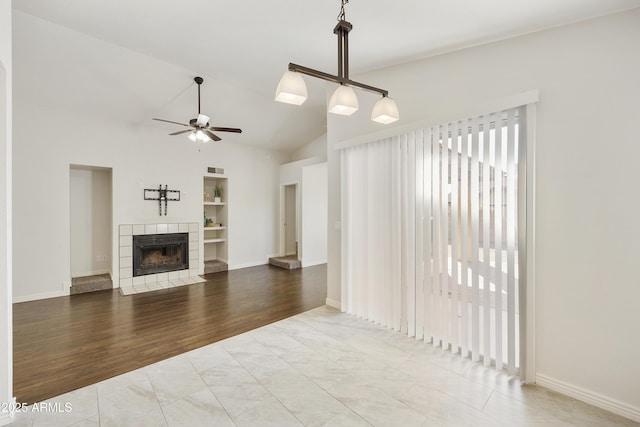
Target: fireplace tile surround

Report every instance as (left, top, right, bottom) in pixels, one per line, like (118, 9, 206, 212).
(119, 223, 204, 295)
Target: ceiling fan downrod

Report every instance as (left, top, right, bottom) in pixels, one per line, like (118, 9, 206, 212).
(194, 76, 204, 115)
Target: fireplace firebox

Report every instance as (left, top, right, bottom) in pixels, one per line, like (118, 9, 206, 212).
(133, 233, 189, 277)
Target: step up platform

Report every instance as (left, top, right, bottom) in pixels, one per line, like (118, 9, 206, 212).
(269, 255, 301, 270)
(204, 260, 228, 274)
(71, 273, 113, 295)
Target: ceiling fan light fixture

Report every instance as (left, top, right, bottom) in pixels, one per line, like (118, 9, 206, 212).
(328, 85, 359, 116)
(196, 114, 210, 127)
(187, 129, 210, 143)
(371, 96, 400, 124)
(196, 129, 209, 142)
(275, 71, 308, 105)
(153, 76, 242, 143)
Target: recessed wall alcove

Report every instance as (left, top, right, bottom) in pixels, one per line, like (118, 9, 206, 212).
(69, 165, 113, 284)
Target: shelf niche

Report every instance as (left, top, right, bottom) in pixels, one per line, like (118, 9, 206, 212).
(203, 174, 228, 273)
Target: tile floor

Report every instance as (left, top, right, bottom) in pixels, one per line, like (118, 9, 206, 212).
(119, 276, 206, 296)
(8, 306, 637, 426)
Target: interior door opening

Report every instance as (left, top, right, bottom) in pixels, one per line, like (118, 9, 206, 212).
(69, 165, 113, 294)
(284, 184, 298, 257)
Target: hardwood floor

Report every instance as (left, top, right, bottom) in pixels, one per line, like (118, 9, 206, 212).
(13, 264, 327, 404)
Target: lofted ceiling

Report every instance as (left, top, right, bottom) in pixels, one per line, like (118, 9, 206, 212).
(12, 0, 640, 152)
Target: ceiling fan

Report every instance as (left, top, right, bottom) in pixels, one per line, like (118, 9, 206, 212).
(153, 76, 242, 142)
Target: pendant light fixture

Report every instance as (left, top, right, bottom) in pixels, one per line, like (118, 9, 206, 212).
(275, 0, 399, 124)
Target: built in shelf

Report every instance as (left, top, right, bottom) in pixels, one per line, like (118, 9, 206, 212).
(203, 238, 226, 244)
(204, 202, 226, 206)
(203, 226, 226, 231)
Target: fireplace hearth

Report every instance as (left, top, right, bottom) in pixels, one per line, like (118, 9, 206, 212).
(133, 233, 188, 276)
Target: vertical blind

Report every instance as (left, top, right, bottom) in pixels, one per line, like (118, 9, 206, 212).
(341, 106, 524, 372)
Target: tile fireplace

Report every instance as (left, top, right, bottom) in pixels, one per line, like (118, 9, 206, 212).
(119, 223, 200, 289)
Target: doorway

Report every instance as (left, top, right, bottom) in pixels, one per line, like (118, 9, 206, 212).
(283, 184, 297, 257)
(69, 165, 113, 293)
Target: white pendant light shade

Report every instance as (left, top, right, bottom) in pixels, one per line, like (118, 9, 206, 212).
(328, 85, 359, 115)
(188, 132, 197, 142)
(371, 96, 399, 124)
(275, 71, 308, 105)
(196, 114, 210, 127)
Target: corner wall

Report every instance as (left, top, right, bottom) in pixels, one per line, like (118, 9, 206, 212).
(301, 163, 327, 267)
(0, 0, 12, 423)
(327, 8, 640, 419)
(291, 133, 327, 162)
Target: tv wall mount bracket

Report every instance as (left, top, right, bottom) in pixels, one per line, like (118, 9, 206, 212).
(144, 185, 181, 216)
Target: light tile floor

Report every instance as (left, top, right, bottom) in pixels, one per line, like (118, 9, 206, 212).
(8, 306, 638, 426)
(120, 276, 206, 296)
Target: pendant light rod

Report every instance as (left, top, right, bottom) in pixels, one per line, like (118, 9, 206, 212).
(335, 20, 352, 79)
(287, 63, 388, 97)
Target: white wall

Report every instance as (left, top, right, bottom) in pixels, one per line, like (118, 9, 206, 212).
(0, 0, 12, 423)
(70, 167, 112, 277)
(279, 156, 326, 257)
(12, 13, 290, 301)
(13, 101, 288, 300)
(327, 9, 640, 418)
(301, 163, 327, 267)
(291, 133, 327, 162)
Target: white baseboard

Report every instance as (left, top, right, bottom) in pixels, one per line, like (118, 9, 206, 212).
(302, 259, 327, 268)
(228, 260, 267, 270)
(536, 374, 640, 423)
(13, 289, 68, 303)
(325, 298, 341, 310)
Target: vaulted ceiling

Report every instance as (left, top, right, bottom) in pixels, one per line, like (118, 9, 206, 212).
(12, 0, 640, 152)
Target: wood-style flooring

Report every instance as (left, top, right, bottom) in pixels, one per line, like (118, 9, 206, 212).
(13, 264, 327, 404)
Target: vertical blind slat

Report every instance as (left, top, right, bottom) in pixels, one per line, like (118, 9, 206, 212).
(440, 124, 450, 350)
(415, 131, 425, 340)
(432, 128, 441, 348)
(506, 110, 517, 373)
(424, 128, 434, 343)
(494, 113, 504, 371)
(459, 120, 470, 358)
(470, 116, 481, 362)
(482, 113, 492, 366)
(450, 121, 460, 354)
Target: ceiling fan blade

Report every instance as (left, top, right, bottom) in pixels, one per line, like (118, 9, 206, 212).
(153, 118, 191, 127)
(209, 127, 242, 133)
(204, 130, 222, 142)
(169, 129, 193, 136)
